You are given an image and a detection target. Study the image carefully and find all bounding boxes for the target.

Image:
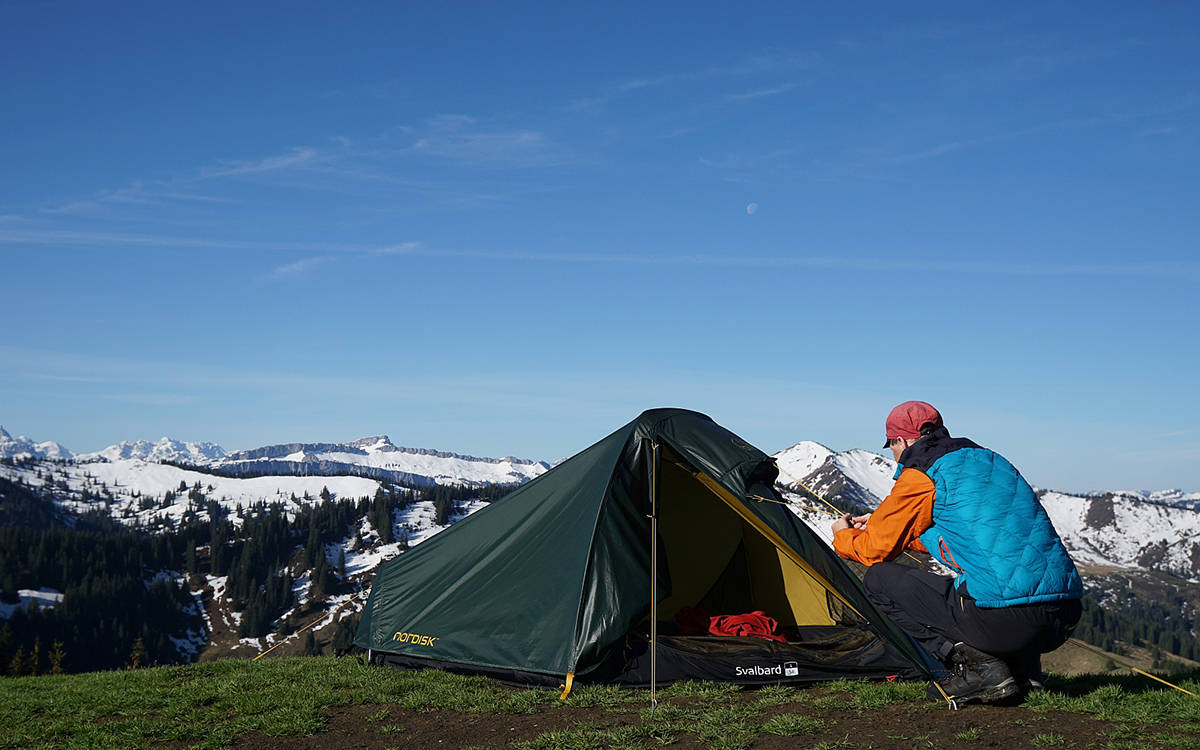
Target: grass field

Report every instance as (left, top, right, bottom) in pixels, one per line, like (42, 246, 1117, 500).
(2, 657, 1198, 750)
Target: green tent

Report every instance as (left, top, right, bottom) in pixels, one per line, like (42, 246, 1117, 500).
(355, 408, 939, 693)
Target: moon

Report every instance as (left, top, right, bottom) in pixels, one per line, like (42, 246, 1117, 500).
(746, 203, 758, 215)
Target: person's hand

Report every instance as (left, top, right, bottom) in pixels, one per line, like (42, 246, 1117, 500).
(831, 513, 853, 534)
(851, 513, 871, 530)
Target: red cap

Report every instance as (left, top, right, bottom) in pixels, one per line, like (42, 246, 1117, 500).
(883, 401, 943, 448)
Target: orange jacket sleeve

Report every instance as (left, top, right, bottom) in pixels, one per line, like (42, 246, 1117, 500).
(832, 468, 935, 565)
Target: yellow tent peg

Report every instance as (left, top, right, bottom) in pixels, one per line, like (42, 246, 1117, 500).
(558, 672, 575, 700)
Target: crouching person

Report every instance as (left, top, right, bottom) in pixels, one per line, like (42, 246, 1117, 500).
(831, 401, 1083, 706)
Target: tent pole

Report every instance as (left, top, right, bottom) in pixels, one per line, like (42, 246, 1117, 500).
(649, 441, 660, 713)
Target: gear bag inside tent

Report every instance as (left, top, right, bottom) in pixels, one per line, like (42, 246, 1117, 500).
(355, 408, 939, 694)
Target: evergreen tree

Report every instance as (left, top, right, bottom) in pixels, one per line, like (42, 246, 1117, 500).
(49, 640, 67, 675)
(332, 614, 360, 654)
(29, 637, 41, 677)
(9, 646, 28, 677)
(0, 623, 10, 676)
(303, 630, 320, 656)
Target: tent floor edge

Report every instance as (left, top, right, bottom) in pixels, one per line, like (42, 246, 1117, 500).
(370, 651, 568, 690)
(368, 625, 926, 691)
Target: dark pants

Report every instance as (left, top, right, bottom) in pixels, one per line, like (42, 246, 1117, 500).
(863, 562, 1081, 676)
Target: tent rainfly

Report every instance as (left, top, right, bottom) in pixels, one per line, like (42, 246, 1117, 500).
(355, 408, 940, 695)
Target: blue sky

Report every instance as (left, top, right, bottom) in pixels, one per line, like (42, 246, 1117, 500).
(2, 2, 1197, 493)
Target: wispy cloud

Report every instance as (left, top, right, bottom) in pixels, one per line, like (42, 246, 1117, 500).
(25, 117, 572, 223)
(199, 147, 322, 179)
(0, 228, 355, 252)
(1138, 126, 1178, 137)
(265, 255, 338, 281)
(704, 49, 821, 77)
(101, 393, 198, 406)
(410, 127, 553, 167)
(570, 51, 814, 113)
(882, 103, 1196, 165)
(618, 75, 675, 92)
(352, 242, 1200, 280)
(4, 227, 1197, 280)
(726, 83, 800, 101)
(568, 75, 676, 113)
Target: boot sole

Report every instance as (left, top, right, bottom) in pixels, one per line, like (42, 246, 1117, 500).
(930, 677, 1020, 706)
(978, 677, 1020, 703)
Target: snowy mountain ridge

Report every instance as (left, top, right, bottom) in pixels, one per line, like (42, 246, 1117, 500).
(223, 435, 545, 469)
(2, 427, 552, 489)
(78, 437, 228, 464)
(0, 427, 554, 536)
(215, 435, 551, 488)
(0, 425, 72, 461)
(773, 440, 898, 515)
(5, 428, 1198, 581)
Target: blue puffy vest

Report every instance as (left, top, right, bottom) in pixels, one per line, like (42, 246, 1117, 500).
(899, 431, 1082, 608)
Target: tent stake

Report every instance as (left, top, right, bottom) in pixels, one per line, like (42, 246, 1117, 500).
(649, 440, 660, 713)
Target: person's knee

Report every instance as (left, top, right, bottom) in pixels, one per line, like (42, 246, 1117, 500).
(862, 564, 884, 595)
(862, 562, 903, 601)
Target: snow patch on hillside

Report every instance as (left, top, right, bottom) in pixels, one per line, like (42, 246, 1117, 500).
(0, 588, 64, 619)
(2, 459, 383, 530)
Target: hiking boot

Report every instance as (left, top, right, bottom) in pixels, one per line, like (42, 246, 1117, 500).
(1006, 654, 1047, 695)
(927, 643, 1018, 706)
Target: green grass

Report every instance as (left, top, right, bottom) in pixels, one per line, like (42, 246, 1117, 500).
(1, 659, 1199, 750)
(0, 657, 552, 750)
(761, 713, 827, 736)
(809, 677, 925, 710)
(1025, 673, 1200, 724)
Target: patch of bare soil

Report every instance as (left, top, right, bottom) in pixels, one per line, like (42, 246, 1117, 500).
(232, 691, 1125, 750)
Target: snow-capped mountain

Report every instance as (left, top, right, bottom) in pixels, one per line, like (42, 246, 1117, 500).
(216, 435, 550, 487)
(1041, 491, 1200, 579)
(77, 437, 227, 464)
(774, 441, 897, 515)
(0, 426, 73, 461)
(0, 428, 552, 533)
(1102, 488, 1200, 512)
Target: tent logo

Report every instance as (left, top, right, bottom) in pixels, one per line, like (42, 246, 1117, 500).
(730, 438, 755, 452)
(734, 661, 800, 678)
(392, 630, 439, 646)
(734, 664, 782, 677)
